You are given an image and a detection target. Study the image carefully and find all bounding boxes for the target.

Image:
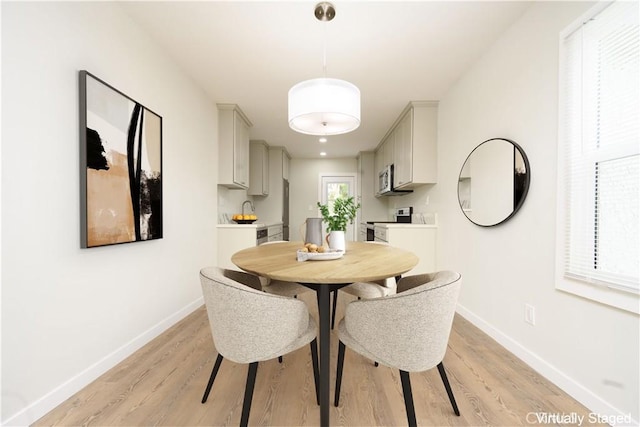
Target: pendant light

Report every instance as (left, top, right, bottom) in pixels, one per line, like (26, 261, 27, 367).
(288, 2, 361, 136)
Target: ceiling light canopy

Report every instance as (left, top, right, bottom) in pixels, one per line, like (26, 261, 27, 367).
(288, 3, 361, 136)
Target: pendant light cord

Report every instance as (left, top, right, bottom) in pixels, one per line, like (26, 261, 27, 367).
(323, 20, 327, 78)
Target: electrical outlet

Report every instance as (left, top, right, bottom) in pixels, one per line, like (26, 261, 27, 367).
(525, 304, 536, 325)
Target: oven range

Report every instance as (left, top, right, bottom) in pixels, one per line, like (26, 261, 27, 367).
(365, 207, 412, 241)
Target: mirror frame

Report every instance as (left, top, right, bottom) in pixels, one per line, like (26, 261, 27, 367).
(457, 138, 531, 227)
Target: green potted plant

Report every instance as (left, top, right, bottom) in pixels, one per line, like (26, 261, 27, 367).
(317, 196, 361, 251)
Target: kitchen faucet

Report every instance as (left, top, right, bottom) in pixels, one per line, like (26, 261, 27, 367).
(242, 200, 254, 215)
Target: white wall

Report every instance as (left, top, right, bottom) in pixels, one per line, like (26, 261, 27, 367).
(429, 1, 639, 421)
(1, 3, 218, 424)
(289, 158, 358, 241)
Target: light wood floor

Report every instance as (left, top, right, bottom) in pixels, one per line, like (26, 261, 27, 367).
(35, 292, 599, 426)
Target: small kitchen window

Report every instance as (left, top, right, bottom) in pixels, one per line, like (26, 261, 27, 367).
(555, 0, 639, 313)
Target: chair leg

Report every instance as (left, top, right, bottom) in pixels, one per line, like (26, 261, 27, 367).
(278, 356, 283, 363)
(437, 362, 460, 416)
(240, 362, 259, 427)
(400, 370, 417, 427)
(334, 340, 346, 407)
(201, 353, 224, 404)
(331, 290, 338, 329)
(310, 338, 320, 405)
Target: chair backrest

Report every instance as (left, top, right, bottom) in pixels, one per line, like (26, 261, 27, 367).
(344, 271, 461, 372)
(199, 267, 310, 363)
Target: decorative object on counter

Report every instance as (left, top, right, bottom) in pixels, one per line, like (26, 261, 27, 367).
(317, 196, 361, 252)
(233, 200, 258, 223)
(287, 2, 360, 136)
(457, 138, 530, 227)
(232, 214, 258, 224)
(300, 217, 324, 247)
(79, 71, 163, 248)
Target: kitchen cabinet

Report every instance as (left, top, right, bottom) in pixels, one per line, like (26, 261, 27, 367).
(374, 145, 384, 185)
(393, 110, 412, 187)
(248, 140, 269, 196)
(218, 104, 252, 189)
(395, 101, 438, 188)
(373, 134, 393, 194)
(252, 146, 292, 227)
(383, 134, 394, 167)
(373, 224, 437, 276)
(268, 224, 284, 241)
(216, 224, 257, 270)
(375, 101, 438, 192)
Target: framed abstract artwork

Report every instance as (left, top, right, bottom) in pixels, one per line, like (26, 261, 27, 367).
(79, 71, 163, 248)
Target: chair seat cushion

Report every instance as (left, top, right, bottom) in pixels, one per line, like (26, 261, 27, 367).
(263, 280, 310, 297)
(340, 281, 394, 298)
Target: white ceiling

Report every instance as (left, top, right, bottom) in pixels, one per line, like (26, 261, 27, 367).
(120, 1, 531, 159)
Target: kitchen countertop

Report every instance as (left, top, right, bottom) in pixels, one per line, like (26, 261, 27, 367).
(372, 223, 437, 229)
(217, 222, 282, 230)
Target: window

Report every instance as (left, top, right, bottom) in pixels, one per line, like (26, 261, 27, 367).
(556, 1, 639, 313)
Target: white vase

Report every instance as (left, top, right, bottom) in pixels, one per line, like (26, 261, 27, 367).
(326, 230, 346, 252)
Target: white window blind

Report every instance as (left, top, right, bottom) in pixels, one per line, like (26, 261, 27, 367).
(559, 1, 639, 296)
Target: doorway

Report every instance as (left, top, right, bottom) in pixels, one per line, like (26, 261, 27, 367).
(319, 173, 358, 241)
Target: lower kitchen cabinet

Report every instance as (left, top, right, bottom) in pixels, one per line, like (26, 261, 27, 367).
(217, 225, 258, 271)
(373, 224, 436, 276)
(268, 224, 284, 241)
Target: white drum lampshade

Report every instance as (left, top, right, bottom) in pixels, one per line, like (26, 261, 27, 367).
(288, 78, 361, 135)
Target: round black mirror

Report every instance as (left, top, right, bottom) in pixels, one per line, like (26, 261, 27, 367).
(458, 138, 530, 227)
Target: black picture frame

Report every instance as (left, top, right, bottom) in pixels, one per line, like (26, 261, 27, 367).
(79, 70, 163, 248)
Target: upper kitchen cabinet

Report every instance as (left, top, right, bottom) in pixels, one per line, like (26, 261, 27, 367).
(249, 140, 269, 196)
(395, 101, 438, 188)
(393, 111, 412, 187)
(282, 150, 290, 181)
(252, 146, 291, 225)
(218, 104, 252, 189)
(373, 133, 393, 183)
(374, 143, 384, 179)
(376, 101, 438, 190)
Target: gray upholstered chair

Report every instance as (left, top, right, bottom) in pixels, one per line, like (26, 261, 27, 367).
(199, 267, 319, 427)
(259, 241, 313, 298)
(330, 241, 396, 330)
(334, 271, 462, 427)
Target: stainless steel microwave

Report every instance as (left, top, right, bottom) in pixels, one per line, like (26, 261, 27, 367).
(379, 164, 393, 194)
(378, 164, 413, 196)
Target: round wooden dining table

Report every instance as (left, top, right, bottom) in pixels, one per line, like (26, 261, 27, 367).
(232, 240, 418, 426)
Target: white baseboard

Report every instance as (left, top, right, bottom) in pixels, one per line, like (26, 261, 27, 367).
(455, 304, 638, 426)
(1, 297, 204, 427)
